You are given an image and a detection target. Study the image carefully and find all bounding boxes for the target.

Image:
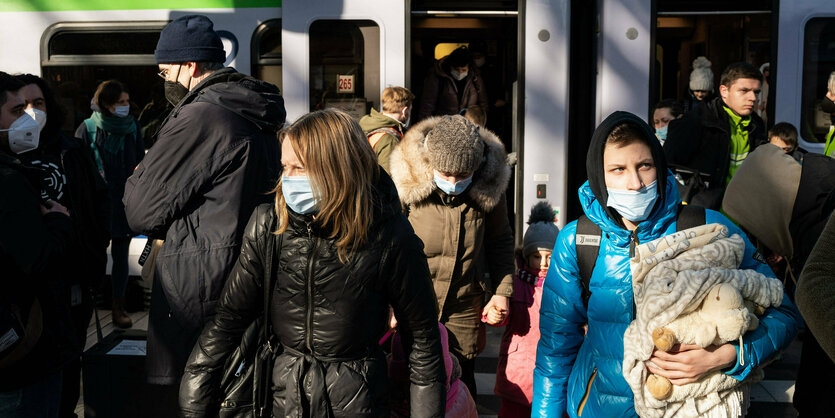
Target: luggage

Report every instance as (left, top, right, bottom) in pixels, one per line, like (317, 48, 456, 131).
(81, 329, 177, 418)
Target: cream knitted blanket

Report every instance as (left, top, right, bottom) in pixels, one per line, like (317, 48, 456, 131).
(623, 224, 784, 417)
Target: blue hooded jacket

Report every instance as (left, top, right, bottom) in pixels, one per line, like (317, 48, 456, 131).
(532, 112, 799, 417)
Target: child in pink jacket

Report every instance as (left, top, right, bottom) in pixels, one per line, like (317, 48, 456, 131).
(494, 202, 559, 417)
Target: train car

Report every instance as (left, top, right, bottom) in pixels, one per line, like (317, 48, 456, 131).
(0, 0, 832, 276)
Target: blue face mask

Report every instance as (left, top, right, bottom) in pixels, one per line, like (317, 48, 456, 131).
(282, 176, 318, 214)
(655, 125, 668, 143)
(434, 173, 473, 196)
(606, 180, 659, 222)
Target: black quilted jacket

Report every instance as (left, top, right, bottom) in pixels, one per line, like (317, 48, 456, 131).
(179, 173, 446, 417)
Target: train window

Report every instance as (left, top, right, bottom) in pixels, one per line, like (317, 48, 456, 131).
(41, 23, 166, 138)
(800, 17, 835, 144)
(309, 20, 380, 118)
(252, 19, 282, 91)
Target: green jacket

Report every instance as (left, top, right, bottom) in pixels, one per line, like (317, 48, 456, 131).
(359, 108, 404, 174)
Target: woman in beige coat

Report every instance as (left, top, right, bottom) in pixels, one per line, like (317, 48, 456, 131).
(389, 115, 515, 399)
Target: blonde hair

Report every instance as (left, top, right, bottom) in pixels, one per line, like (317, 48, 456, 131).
(381, 86, 415, 113)
(274, 109, 380, 262)
(829, 71, 835, 95)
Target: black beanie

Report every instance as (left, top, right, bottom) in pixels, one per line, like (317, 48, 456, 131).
(155, 15, 225, 64)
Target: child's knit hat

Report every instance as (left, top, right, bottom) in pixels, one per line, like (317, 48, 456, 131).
(522, 201, 559, 257)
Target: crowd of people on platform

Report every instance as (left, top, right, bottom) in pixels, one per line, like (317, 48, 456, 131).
(3, 13, 835, 418)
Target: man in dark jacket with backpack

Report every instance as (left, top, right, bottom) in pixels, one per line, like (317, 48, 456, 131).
(123, 15, 286, 391)
(664, 62, 767, 209)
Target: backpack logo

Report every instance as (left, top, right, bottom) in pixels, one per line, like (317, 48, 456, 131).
(576, 234, 601, 246)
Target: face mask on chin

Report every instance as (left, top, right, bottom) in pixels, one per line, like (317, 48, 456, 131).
(606, 180, 659, 223)
(0, 110, 41, 154)
(655, 125, 668, 143)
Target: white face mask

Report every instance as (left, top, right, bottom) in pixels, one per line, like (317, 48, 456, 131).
(450, 70, 468, 81)
(1, 110, 41, 154)
(27, 108, 47, 133)
(113, 105, 130, 118)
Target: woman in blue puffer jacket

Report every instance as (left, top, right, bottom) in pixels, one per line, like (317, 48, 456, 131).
(532, 111, 800, 417)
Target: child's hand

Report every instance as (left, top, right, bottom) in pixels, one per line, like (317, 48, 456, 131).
(482, 295, 510, 325)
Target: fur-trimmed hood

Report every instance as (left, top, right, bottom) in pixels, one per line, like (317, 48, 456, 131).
(389, 116, 510, 211)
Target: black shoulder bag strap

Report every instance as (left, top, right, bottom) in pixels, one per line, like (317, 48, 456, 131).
(254, 215, 283, 418)
(675, 204, 706, 232)
(575, 215, 601, 308)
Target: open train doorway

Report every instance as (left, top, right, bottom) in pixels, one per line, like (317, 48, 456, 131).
(409, 1, 520, 235)
(652, 1, 774, 125)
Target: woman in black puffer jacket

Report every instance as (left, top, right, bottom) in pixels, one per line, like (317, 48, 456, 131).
(179, 109, 446, 417)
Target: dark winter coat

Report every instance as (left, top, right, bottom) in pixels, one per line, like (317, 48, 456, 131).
(797, 214, 835, 364)
(664, 96, 766, 209)
(75, 116, 144, 238)
(0, 152, 75, 391)
(123, 67, 285, 384)
(417, 58, 488, 122)
(180, 173, 446, 418)
(724, 147, 835, 417)
(19, 132, 110, 286)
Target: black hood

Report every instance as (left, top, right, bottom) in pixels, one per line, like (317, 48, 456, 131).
(170, 67, 286, 133)
(586, 111, 668, 226)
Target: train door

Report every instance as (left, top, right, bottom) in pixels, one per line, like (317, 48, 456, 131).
(409, 0, 573, 237)
(409, 1, 521, 231)
(651, 1, 774, 123)
(775, 0, 835, 154)
(281, 0, 406, 122)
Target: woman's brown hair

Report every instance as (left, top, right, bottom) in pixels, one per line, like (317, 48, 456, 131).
(93, 79, 127, 117)
(274, 109, 380, 262)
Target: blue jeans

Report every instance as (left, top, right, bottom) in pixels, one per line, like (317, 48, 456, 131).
(0, 371, 62, 418)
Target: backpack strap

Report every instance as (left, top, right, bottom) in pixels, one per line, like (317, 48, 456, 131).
(675, 204, 706, 232)
(262, 214, 283, 341)
(575, 215, 602, 308)
(367, 127, 402, 150)
(574, 205, 705, 308)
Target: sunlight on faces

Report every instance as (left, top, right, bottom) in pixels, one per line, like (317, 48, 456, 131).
(19, 84, 46, 113)
(0, 91, 24, 130)
(720, 78, 761, 117)
(280, 136, 306, 177)
(603, 141, 657, 191)
(433, 170, 473, 184)
(528, 249, 552, 274)
(652, 107, 675, 130)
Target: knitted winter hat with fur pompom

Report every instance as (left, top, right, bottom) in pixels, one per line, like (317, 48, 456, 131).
(689, 56, 714, 92)
(523, 201, 559, 257)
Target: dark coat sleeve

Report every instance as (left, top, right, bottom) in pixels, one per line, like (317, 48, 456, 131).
(179, 205, 271, 417)
(484, 194, 515, 297)
(796, 214, 835, 363)
(418, 71, 440, 122)
(474, 73, 489, 113)
(122, 105, 248, 237)
(0, 171, 73, 277)
(383, 216, 446, 418)
(663, 111, 701, 168)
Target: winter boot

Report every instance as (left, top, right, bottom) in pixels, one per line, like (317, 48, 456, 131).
(112, 297, 133, 329)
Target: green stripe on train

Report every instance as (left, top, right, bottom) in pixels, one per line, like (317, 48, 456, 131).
(0, 0, 281, 12)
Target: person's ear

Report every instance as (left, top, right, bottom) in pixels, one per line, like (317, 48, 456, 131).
(719, 84, 730, 100)
(186, 62, 199, 78)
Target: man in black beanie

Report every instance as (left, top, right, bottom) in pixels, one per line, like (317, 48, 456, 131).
(123, 14, 286, 390)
